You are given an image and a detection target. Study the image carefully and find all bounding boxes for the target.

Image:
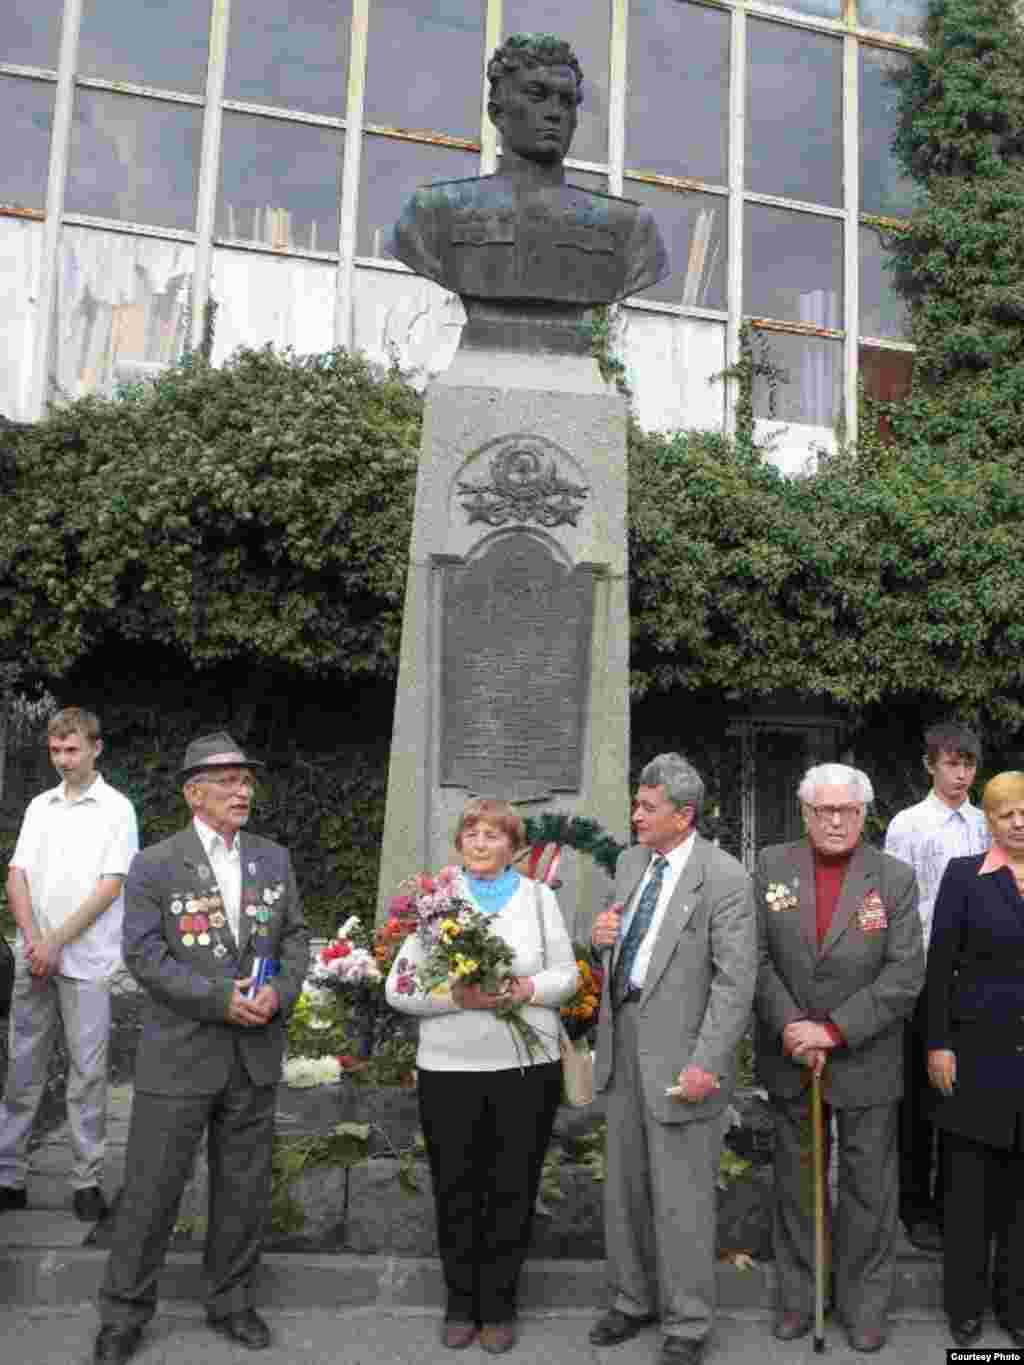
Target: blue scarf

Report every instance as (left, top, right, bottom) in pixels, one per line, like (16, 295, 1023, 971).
(465, 866, 520, 915)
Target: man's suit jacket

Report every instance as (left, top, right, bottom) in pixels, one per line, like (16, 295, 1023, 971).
(123, 826, 311, 1095)
(594, 835, 757, 1125)
(754, 838, 923, 1106)
(923, 852, 1024, 1149)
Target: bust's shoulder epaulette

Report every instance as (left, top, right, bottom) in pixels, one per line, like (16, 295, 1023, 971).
(565, 181, 643, 210)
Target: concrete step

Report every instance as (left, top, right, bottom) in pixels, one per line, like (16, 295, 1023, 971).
(0, 1206, 943, 1313)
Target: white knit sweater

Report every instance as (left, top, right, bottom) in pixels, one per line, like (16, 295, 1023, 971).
(384, 878, 579, 1072)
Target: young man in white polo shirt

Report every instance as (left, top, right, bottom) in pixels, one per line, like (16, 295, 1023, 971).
(0, 707, 138, 1220)
(884, 720, 989, 1254)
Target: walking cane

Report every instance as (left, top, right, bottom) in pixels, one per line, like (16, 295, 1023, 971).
(811, 1066, 827, 1352)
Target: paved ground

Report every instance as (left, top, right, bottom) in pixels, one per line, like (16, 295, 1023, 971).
(0, 1304, 979, 1365)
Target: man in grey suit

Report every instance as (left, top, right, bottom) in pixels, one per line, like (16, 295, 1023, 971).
(755, 763, 924, 1354)
(93, 734, 311, 1365)
(589, 753, 756, 1365)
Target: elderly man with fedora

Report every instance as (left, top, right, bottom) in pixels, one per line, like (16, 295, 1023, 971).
(755, 763, 924, 1354)
(93, 734, 310, 1365)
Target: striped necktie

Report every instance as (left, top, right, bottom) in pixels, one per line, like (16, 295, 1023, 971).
(613, 854, 668, 1007)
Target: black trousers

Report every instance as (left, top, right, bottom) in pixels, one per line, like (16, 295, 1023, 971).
(898, 1019, 944, 1227)
(942, 1128, 1024, 1326)
(418, 1062, 562, 1325)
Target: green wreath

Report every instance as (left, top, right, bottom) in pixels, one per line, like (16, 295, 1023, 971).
(522, 813, 628, 881)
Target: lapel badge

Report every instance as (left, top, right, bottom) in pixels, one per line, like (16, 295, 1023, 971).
(857, 890, 888, 934)
(213, 943, 228, 959)
(765, 881, 799, 912)
(170, 899, 184, 916)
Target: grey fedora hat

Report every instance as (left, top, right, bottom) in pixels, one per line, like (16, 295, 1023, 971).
(179, 731, 266, 781)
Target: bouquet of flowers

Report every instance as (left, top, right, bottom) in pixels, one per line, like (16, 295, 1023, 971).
(560, 945, 605, 1043)
(390, 866, 550, 1068)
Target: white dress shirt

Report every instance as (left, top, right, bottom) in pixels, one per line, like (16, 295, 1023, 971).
(884, 791, 990, 949)
(11, 773, 139, 980)
(616, 833, 696, 991)
(193, 817, 242, 944)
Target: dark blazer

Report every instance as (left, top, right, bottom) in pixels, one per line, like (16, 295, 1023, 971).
(123, 826, 310, 1095)
(755, 838, 924, 1106)
(924, 852, 1024, 1149)
(593, 835, 757, 1125)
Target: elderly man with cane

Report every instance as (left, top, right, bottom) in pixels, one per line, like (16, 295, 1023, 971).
(754, 764, 923, 1353)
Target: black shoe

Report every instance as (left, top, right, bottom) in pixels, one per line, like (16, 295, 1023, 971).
(73, 1186, 108, 1222)
(999, 1321, 1024, 1348)
(589, 1308, 657, 1346)
(0, 1186, 27, 1212)
(93, 1325, 142, 1365)
(905, 1218, 943, 1254)
(949, 1316, 983, 1347)
(207, 1308, 271, 1350)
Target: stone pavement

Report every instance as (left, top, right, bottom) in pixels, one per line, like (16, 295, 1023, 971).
(0, 1304, 973, 1365)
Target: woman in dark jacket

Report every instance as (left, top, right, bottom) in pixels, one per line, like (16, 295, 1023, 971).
(925, 771, 1024, 1348)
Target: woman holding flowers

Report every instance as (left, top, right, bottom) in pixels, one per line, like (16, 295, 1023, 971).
(385, 798, 578, 1354)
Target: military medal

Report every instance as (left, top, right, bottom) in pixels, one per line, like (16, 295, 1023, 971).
(181, 933, 195, 947)
(170, 899, 184, 916)
(857, 890, 888, 933)
(210, 912, 226, 929)
(197, 933, 211, 946)
(213, 943, 227, 959)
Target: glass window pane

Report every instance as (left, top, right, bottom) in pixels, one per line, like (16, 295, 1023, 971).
(747, 19, 842, 207)
(626, 0, 729, 186)
(56, 226, 194, 400)
(4, 1, 63, 69)
(763, 0, 841, 16)
(217, 113, 342, 253)
(503, 0, 609, 163)
(858, 1, 927, 38)
(752, 331, 841, 427)
(67, 89, 201, 230)
(860, 46, 917, 218)
(363, 136, 476, 259)
(225, 0, 351, 117)
(365, 1, 485, 141)
(0, 76, 54, 212)
(626, 179, 726, 309)
(78, 0, 211, 94)
(859, 225, 910, 341)
(745, 203, 843, 326)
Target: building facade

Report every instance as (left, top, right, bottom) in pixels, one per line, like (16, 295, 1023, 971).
(2, 0, 922, 473)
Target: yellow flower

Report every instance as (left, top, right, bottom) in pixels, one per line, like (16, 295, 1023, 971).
(439, 918, 463, 943)
(452, 954, 479, 979)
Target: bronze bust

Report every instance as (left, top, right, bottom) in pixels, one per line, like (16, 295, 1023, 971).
(390, 34, 669, 309)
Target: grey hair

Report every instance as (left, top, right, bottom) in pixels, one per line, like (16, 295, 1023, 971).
(638, 752, 705, 819)
(797, 763, 874, 806)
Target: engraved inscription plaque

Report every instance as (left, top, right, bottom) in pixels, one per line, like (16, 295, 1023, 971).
(440, 534, 596, 799)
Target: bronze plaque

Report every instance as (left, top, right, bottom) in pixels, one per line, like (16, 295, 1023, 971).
(440, 534, 596, 799)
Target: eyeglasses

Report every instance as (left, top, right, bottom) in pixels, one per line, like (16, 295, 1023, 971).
(805, 804, 864, 822)
(200, 774, 256, 793)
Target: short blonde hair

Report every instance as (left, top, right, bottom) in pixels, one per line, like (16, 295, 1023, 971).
(453, 797, 526, 854)
(48, 706, 100, 743)
(981, 771, 1024, 818)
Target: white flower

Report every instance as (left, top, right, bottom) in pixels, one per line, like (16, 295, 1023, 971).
(300, 982, 335, 1012)
(282, 1056, 342, 1088)
(322, 947, 381, 986)
(338, 915, 362, 940)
